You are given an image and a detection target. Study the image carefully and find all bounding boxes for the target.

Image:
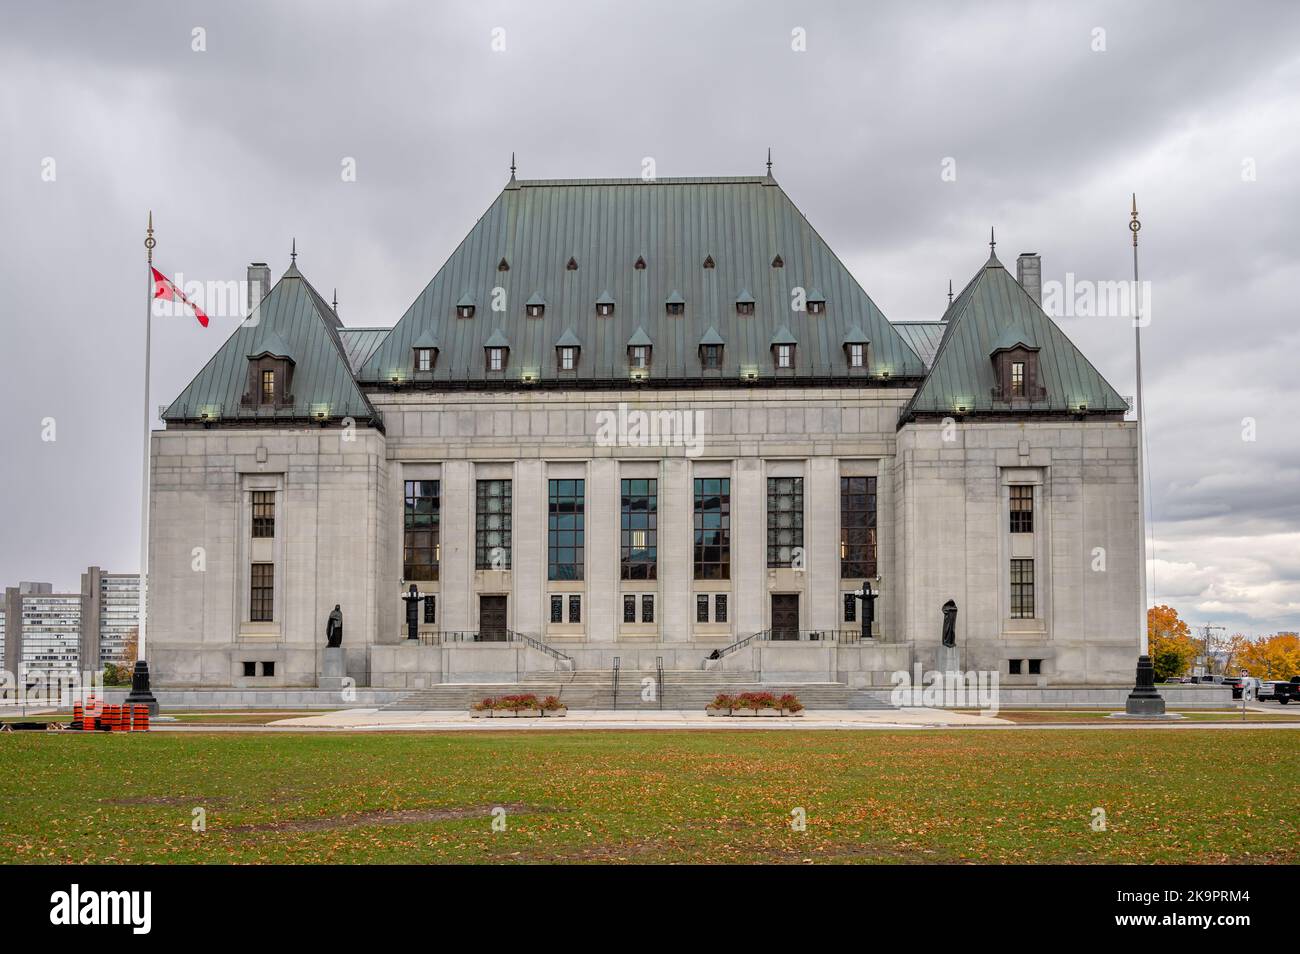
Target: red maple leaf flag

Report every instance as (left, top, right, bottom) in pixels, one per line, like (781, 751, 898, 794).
(151, 265, 209, 327)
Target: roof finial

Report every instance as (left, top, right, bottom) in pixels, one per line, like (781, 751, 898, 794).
(291, 237, 297, 264)
(510, 151, 516, 180)
(947, 279, 953, 306)
(989, 226, 996, 252)
(332, 288, 338, 312)
(766, 147, 772, 176)
(1130, 193, 1141, 248)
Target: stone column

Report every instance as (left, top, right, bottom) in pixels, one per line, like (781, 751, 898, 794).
(440, 460, 473, 632)
(659, 458, 691, 642)
(586, 458, 617, 642)
(513, 459, 545, 637)
(807, 459, 839, 631)
(733, 458, 764, 636)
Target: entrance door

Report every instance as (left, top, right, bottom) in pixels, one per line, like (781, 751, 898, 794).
(771, 594, 799, 641)
(479, 595, 508, 642)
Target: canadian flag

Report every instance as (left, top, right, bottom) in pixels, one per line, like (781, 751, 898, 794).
(151, 265, 209, 327)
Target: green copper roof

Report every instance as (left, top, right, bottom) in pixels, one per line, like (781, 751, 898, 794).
(627, 326, 652, 347)
(337, 327, 389, 373)
(901, 254, 1127, 419)
(841, 324, 868, 344)
(526, 291, 547, 307)
(699, 325, 725, 346)
(990, 322, 1040, 354)
(596, 290, 616, 305)
(248, 329, 294, 360)
(891, 321, 945, 369)
(770, 325, 797, 345)
(163, 263, 381, 426)
(411, 329, 440, 349)
(555, 327, 582, 348)
(358, 176, 926, 384)
(483, 329, 510, 348)
(664, 289, 685, 305)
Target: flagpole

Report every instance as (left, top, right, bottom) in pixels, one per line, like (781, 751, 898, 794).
(126, 211, 160, 714)
(1123, 193, 1165, 716)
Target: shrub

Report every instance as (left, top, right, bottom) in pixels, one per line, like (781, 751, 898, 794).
(737, 691, 778, 710)
(471, 697, 495, 712)
(778, 693, 803, 713)
(540, 695, 564, 711)
(708, 693, 736, 710)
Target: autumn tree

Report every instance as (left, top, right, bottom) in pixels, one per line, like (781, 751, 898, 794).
(1226, 632, 1300, 679)
(1147, 604, 1197, 681)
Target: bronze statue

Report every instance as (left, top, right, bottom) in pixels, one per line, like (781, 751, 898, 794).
(941, 599, 957, 647)
(326, 604, 343, 647)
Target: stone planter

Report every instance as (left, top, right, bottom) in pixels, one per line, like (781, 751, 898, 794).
(757, 708, 781, 717)
(470, 709, 491, 719)
(705, 707, 731, 717)
(515, 708, 543, 718)
(781, 709, 805, 717)
(542, 707, 568, 718)
(731, 708, 757, 717)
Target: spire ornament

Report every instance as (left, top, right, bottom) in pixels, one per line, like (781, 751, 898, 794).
(947, 278, 953, 306)
(510, 152, 516, 180)
(291, 237, 297, 264)
(144, 210, 156, 265)
(766, 147, 772, 176)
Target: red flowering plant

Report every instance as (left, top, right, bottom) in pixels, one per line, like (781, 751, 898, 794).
(778, 693, 803, 713)
(707, 693, 737, 711)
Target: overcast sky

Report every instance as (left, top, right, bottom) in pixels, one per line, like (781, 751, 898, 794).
(2, 0, 1297, 636)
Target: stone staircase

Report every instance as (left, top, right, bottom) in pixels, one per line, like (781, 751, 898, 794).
(383, 669, 896, 712)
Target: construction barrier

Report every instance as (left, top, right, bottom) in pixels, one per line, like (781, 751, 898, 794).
(132, 704, 149, 732)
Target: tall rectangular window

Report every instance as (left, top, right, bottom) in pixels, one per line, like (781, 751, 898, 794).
(624, 595, 637, 623)
(260, 369, 275, 404)
(715, 594, 728, 623)
(696, 594, 709, 623)
(840, 476, 877, 578)
(1010, 361, 1026, 396)
(475, 479, 512, 569)
(693, 477, 731, 580)
(423, 594, 437, 624)
(767, 476, 804, 568)
(550, 595, 563, 623)
(568, 595, 582, 624)
(1010, 559, 1035, 618)
(250, 563, 274, 622)
(620, 478, 657, 580)
(1009, 485, 1034, 533)
(251, 491, 275, 538)
(641, 595, 654, 623)
(403, 479, 440, 580)
(849, 343, 865, 368)
(548, 479, 585, 581)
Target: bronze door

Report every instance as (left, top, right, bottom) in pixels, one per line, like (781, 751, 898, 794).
(479, 595, 508, 641)
(771, 594, 799, 641)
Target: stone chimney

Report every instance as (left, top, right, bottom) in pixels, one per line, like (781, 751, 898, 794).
(247, 262, 271, 312)
(1016, 252, 1041, 305)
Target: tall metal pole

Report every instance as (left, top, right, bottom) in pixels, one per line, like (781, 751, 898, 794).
(126, 212, 160, 714)
(1124, 194, 1165, 716)
(1131, 195, 1148, 655)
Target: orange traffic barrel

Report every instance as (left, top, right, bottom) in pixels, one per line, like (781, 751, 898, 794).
(107, 704, 121, 732)
(72, 701, 83, 728)
(133, 704, 149, 732)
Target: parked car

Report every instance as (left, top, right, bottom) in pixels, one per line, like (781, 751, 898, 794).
(1257, 679, 1300, 704)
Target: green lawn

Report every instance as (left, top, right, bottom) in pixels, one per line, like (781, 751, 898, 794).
(1, 730, 1295, 864)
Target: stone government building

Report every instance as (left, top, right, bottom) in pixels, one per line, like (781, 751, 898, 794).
(150, 170, 1140, 695)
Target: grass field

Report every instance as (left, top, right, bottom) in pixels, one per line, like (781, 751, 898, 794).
(1, 729, 1296, 864)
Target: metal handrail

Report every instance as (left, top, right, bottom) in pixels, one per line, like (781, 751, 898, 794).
(656, 656, 664, 710)
(415, 629, 574, 667)
(710, 629, 769, 660)
(612, 657, 621, 711)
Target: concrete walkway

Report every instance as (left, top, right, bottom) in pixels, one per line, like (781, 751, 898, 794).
(269, 707, 1010, 731)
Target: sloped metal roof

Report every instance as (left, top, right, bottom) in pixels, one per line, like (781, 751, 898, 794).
(891, 321, 945, 368)
(901, 254, 1128, 419)
(336, 327, 388, 371)
(359, 176, 926, 384)
(162, 264, 381, 426)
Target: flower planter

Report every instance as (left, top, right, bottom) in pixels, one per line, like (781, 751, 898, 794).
(470, 709, 491, 718)
(542, 707, 568, 718)
(731, 708, 757, 717)
(705, 707, 732, 717)
(781, 709, 805, 717)
(757, 708, 781, 717)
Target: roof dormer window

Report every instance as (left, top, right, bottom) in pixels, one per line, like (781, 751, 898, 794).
(596, 291, 615, 317)
(566, 257, 579, 270)
(415, 348, 433, 372)
(634, 256, 646, 270)
(665, 290, 685, 316)
(701, 344, 723, 369)
(487, 347, 507, 371)
(526, 293, 545, 318)
(702, 255, 715, 269)
(990, 326, 1044, 402)
(806, 289, 826, 314)
(1010, 361, 1025, 396)
(497, 258, 510, 272)
(771, 255, 784, 268)
(558, 346, 578, 371)
(848, 343, 865, 368)
(261, 369, 276, 404)
(243, 341, 295, 408)
(775, 344, 794, 369)
(456, 293, 476, 319)
(735, 290, 755, 316)
(630, 345, 650, 368)
(841, 327, 868, 370)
